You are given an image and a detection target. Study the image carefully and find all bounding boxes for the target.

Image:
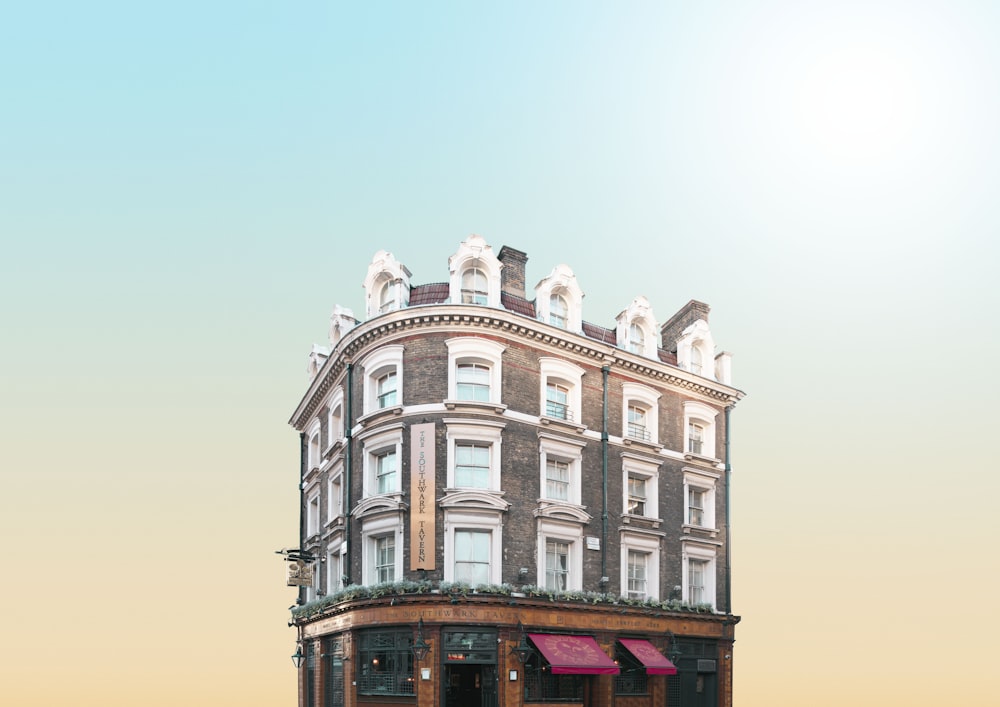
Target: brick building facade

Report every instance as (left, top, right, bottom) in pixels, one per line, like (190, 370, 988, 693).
(286, 235, 745, 707)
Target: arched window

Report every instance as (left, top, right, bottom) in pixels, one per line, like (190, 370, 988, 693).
(549, 292, 568, 328)
(461, 267, 489, 305)
(690, 344, 703, 376)
(628, 323, 645, 354)
(378, 280, 395, 313)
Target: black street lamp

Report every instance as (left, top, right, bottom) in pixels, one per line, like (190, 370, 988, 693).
(511, 622, 534, 664)
(291, 644, 305, 669)
(411, 618, 431, 661)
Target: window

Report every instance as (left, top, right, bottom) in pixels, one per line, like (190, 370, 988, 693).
(446, 337, 505, 407)
(357, 629, 414, 696)
(549, 292, 568, 328)
(545, 540, 570, 591)
(376, 371, 397, 409)
(690, 344, 703, 376)
(308, 430, 321, 471)
(622, 382, 660, 445)
(628, 322, 645, 354)
(682, 543, 717, 609)
(456, 363, 490, 401)
(327, 392, 345, 446)
(621, 452, 659, 520)
(683, 401, 718, 459)
(539, 358, 585, 427)
(327, 548, 342, 594)
(627, 475, 646, 516)
(614, 643, 648, 696)
(328, 472, 343, 522)
(446, 420, 504, 491)
(461, 267, 488, 304)
(307, 493, 320, 538)
(627, 550, 648, 599)
(360, 345, 404, 417)
(683, 468, 718, 530)
(687, 421, 704, 455)
(545, 459, 570, 501)
(375, 450, 397, 495)
(688, 488, 705, 526)
(374, 535, 395, 583)
(538, 432, 585, 505)
(545, 382, 570, 420)
(454, 530, 491, 585)
(524, 648, 584, 701)
(621, 531, 661, 600)
(378, 280, 395, 313)
(455, 443, 490, 488)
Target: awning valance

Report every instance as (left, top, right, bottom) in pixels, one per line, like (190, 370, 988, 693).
(618, 638, 678, 675)
(527, 634, 620, 675)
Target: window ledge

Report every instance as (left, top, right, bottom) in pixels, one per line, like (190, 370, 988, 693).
(683, 452, 721, 466)
(357, 405, 404, 427)
(622, 436, 662, 452)
(444, 399, 507, 415)
(322, 438, 344, 458)
(682, 523, 719, 538)
(539, 415, 588, 434)
(621, 513, 662, 529)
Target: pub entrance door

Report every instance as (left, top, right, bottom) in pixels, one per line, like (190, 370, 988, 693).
(441, 628, 498, 707)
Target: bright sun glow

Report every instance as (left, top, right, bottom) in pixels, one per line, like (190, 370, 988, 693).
(795, 43, 921, 164)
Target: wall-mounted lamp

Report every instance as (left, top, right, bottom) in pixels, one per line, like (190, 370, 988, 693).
(511, 622, 534, 664)
(291, 644, 304, 669)
(666, 631, 683, 664)
(412, 618, 431, 661)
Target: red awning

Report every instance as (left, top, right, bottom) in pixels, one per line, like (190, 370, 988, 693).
(618, 638, 678, 675)
(528, 634, 620, 675)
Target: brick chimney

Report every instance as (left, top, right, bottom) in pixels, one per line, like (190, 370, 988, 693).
(660, 300, 710, 353)
(498, 246, 528, 299)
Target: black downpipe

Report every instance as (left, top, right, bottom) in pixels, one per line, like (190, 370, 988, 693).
(601, 365, 610, 585)
(724, 404, 733, 613)
(344, 363, 354, 585)
(298, 431, 306, 604)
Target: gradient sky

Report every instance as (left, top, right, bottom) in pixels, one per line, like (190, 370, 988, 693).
(2, 2, 998, 706)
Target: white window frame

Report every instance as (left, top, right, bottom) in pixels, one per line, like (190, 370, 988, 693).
(534, 264, 584, 333)
(682, 468, 719, 531)
(621, 452, 660, 520)
(537, 517, 583, 592)
(626, 549, 649, 599)
(326, 388, 345, 449)
(682, 543, 717, 609)
(327, 463, 344, 525)
(362, 250, 411, 318)
(620, 531, 661, 600)
(448, 235, 502, 308)
(326, 546, 343, 594)
(621, 382, 660, 445)
(306, 490, 321, 539)
(359, 426, 404, 497)
(445, 419, 504, 491)
(443, 508, 503, 585)
(446, 337, 505, 407)
(675, 319, 716, 381)
(544, 538, 571, 591)
(307, 422, 322, 472)
(615, 296, 658, 359)
(549, 292, 569, 328)
(539, 358, 585, 425)
(538, 432, 586, 505)
(360, 345, 404, 417)
(452, 529, 493, 585)
(682, 401, 718, 459)
(362, 513, 403, 586)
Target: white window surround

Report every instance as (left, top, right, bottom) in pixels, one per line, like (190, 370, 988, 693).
(307, 423, 322, 472)
(445, 337, 505, 408)
(683, 400, 719, 460)
(615, 296, 659, 359)
(683, 467, 719, 531)
(682, 541, 717, 609)
(443, 508, 504, 585)
(327, 547, 343, 594)
(306, 491, 321, 539)
(675, 319, 717, 381)
(358, 424, 404, 497)
(534, 264, 584, 333)
(448, 235, 503, 308)
(445, 419, 505, 491)
(539, 357, 585, 425)
(621, 382, 660, 445)
(360, 345, 404, 417)
(621, 452, 660, 521)
(362, 250, 411, 318)
(538, 432, 586, 506)
(327, 464, 344, 527)
(325, 389, 345, 451)
(362, 512, 404, 586)
(620, 531, 661, 600)
(536, 517, 583, 592)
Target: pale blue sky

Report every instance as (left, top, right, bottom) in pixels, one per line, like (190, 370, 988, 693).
(2, 2, 998, 705)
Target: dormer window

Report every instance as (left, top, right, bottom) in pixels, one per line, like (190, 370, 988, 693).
(690, 344, 704, 376)
(378, 280, 395, 313)
(628, 323, 645, 353)
(549, 292, 568, 328)
(362, 250, 411, 318)
(616, 296, 659, 359)
(461, 267, 489, 305)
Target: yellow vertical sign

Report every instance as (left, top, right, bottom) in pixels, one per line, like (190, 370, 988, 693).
(409, 422, 435, 570)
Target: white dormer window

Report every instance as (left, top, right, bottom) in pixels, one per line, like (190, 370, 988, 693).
(616, 296, 659, 359)
(675, 319, 717, 380)
(378, 280, 395, 313)
(461, 267, 489, 305)
(690, 345, 703, 376)
(449, 235, 502, 308)
(534, 264, 584, 333)
(362, 251, 411, 319)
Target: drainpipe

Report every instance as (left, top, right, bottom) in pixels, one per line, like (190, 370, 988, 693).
(298, 431, 306, 605)
(601, 365, 610, 585)
(344, 362, 354, 585)
(724, 404, 733, 613)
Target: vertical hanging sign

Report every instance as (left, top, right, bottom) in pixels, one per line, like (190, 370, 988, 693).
(410, 422, 436, 570)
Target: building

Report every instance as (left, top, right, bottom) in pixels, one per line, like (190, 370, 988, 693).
(286, 234, 745, 707)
